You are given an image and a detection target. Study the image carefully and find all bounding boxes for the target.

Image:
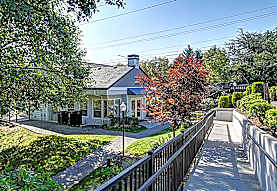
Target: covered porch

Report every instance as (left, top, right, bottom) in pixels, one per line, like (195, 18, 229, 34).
(82, 87, 147, 126)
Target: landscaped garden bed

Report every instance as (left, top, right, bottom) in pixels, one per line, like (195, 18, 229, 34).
(105, 125, 147, 133)
(0, 124, 115, 176)
(218, 82, 277, 137)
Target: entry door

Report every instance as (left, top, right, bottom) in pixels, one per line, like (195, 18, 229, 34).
(131, 98, 142, 119)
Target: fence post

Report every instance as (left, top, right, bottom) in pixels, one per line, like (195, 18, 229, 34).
(181, 130, 185, 189)
(147, 150, 154, 191)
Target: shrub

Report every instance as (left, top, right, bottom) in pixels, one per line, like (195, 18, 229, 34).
(243, 85, 252, 96)
(218, 96, 231, 108)
(236, 100, 241, 108)
(200, 98, 217, 111)
(248, 102, 274, 121)
(264, 109, 277, 133)
(251, 82, 264, 95)
(239, 93, 263, 111)
(0, 168, 62, 191)
(232, 92, 244, 106)
(269, 86, 277, 101)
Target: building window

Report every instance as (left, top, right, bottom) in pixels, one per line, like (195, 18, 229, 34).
(131, 100, 136, 117)
(80, 102, 88, 116)
(93, 100, 101, 118)
(107, 100, 115, 117)
(137, 99, 141, 118)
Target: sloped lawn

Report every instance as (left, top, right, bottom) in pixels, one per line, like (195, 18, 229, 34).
(126, 128, 182, 156)
(0, 126, 115, 176)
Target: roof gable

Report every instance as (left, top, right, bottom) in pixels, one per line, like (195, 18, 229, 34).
(87, 63, 133, 89)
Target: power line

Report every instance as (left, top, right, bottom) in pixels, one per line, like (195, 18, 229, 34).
(93, 36, 230, 63)
(89, 11, 277, 49)
(99, 43, 225, 64)
(81, 0, 177, 25)
(89, 4, 277, 46)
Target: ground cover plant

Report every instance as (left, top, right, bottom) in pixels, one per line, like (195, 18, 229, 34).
(68, 155, 137, 191)
(0, 126, 115, 176)
(0, 168, 62, 191)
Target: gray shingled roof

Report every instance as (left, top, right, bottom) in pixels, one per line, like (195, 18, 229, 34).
(87, 63, 134, 89)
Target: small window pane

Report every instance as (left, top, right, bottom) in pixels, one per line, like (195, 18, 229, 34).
(93, 100, 101, 118)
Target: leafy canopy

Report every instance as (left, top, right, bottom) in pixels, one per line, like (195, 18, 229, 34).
(0, 0, 124, 113)
(226, 28, 277, 85)
(204, 48, 231, 83)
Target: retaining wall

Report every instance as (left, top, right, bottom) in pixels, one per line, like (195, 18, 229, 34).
(233, 110, 277, 191)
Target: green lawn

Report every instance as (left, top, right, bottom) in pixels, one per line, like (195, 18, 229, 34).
(0, 126, 115, 176)
(126, 128, 182, 156)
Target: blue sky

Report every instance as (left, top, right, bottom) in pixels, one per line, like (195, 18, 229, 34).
(79, 0, 277, 64)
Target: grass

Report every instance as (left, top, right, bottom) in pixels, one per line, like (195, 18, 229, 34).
(107, 125, 147, 133)
(0, 125, 115, 176)
(126, 128, 183, 156)
(68, 156, 137, 191)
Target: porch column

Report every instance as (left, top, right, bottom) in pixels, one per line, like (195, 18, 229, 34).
(87, 97, 93, 121)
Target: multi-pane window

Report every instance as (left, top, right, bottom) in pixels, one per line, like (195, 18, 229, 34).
(80, 102, 88, 116)
(107, 100, 115, 117)
(131, 100, 136, 117)
(93, 100, 101, 118)
(137, 99, 141, 118)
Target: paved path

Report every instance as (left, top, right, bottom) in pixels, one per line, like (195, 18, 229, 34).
(53, 136, 137, 190)
(184, 120, 260, 191)
(18, 120, 170, 138)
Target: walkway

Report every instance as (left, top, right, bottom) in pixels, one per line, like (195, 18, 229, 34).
(53, 136, 137, 190)
(184, 120, 260, 191)
(18, 120, 170, 138)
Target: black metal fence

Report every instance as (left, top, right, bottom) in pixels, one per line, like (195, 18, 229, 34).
(95, 111, 215, 191)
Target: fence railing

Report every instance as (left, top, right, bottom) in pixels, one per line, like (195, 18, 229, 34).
(95, 111, 215, 191)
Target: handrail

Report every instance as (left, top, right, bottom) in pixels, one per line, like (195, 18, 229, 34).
(95, 155, 151, 190)
(137, 113, 214, 191)
(95, 111, 215, 191)
(246, 130, 277, 169)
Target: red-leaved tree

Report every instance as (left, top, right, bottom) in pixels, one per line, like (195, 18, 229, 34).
(138, 54, 209, 136)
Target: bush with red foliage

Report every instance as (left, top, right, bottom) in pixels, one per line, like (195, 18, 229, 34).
(138, 54, 209, 136)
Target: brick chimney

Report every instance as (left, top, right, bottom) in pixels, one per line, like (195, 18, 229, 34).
(128, 54, 139, 68)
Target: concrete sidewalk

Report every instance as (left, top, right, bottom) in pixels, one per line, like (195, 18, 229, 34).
(184, 120, 260, 191)
(18, 120, 170, 138)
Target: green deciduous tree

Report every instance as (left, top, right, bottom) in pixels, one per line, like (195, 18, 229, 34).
(226, 28, 277, 85)
(0, 0, 124, 114)
(140, 57, 171, 80)
(203, 48, 231, 83)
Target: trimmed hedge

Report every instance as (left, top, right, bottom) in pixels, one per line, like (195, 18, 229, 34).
(244, 85, 252, 96)
(238, 93, 263, 111)
(270, 86, 277, 101)
(232, 92, 244, 106)
(248, 102, 275, 120)
(251, 82, 264, 95)
(218, 96, 231, 108)
(264, 109, 277, 133)
(0, 168, 62, 191)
